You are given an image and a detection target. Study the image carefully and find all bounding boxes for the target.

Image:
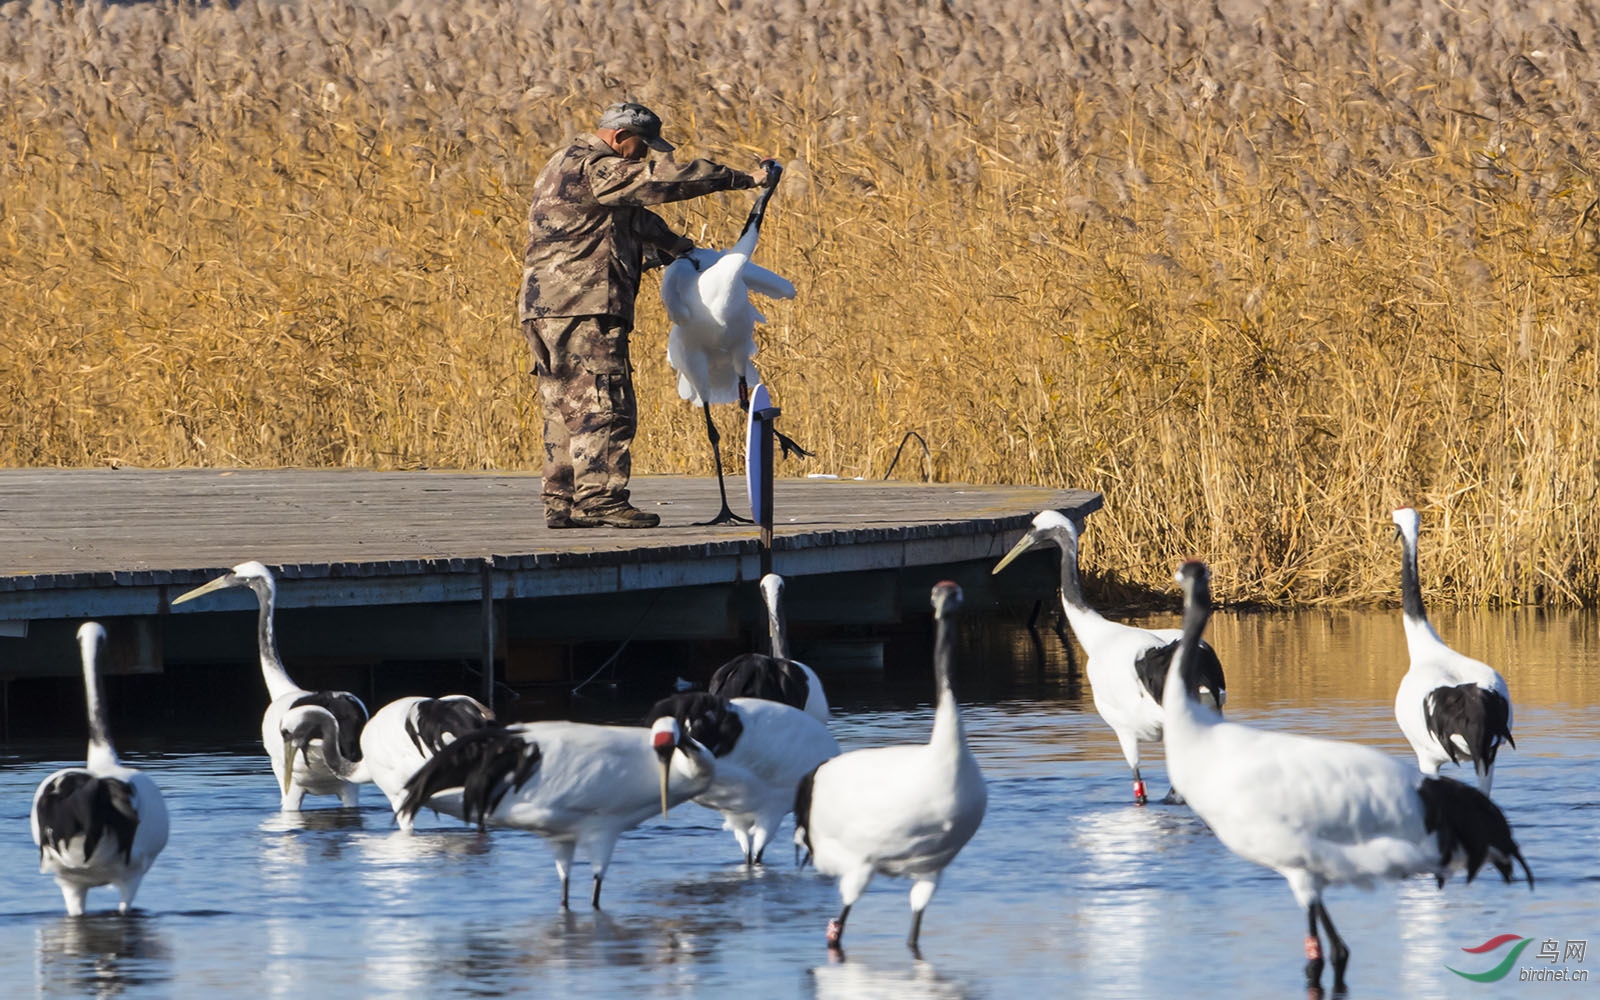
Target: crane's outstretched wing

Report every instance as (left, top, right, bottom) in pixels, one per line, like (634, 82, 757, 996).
(744, 264, 796, 300)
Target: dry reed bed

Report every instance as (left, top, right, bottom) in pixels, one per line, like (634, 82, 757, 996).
(3, 0, 1599, 606)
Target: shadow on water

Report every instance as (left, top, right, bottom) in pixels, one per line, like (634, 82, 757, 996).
(34, 912, 171, 998)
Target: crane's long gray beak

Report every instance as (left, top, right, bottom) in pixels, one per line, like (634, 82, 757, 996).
(280, 741, 298, 796)
(992, 533, 1038, 575)
(657, 756, 671, 820)
(172, 574, 233, 606)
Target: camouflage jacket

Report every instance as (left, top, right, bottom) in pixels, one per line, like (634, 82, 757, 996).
(519, 133, 757, 327)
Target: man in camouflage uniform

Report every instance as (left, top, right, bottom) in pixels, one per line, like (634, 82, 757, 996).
(520, 102, 770, 528)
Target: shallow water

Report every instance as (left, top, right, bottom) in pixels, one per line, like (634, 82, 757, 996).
(2, 608, 1596, 999)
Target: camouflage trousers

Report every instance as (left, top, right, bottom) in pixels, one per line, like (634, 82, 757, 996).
(522, 316, 637, 516)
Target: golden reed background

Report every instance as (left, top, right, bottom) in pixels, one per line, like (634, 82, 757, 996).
(3, 0, 1599, 606)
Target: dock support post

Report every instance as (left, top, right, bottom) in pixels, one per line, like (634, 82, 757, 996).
(479, 559, 496, 713)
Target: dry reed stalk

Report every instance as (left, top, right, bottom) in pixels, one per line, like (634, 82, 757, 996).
(3, 0, 1600, 606)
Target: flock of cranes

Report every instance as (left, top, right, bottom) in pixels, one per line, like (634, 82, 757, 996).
(29, 507, 1530, 989)
(988, 506, 1528, 992)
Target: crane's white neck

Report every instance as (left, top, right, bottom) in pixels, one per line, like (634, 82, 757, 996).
(670, 739, 717, 800)
(1398, 528, 1430, 626)
(253, 580, 299, 701)
(929, 610, 967, 754)
(284, 707, 364, 781)
(79, 630, 119, 773)
(1049, 528, 1109, 640)
(762, 577, 790, 660)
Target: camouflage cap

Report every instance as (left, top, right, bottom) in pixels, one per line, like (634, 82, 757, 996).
(597, 102, 674, 152)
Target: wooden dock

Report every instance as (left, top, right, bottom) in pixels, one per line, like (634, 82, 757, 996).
(0, 469, 1098, 683)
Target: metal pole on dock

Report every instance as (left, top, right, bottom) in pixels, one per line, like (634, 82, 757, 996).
(479, 559, 496, 713)
(754, 404, 780, 580)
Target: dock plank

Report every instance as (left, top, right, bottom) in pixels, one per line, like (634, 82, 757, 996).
(0, 469, 1099, 678)
(0, 469, 1095, 582)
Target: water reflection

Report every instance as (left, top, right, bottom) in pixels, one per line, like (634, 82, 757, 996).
(258, 807, 366, 835)
(358, 914, 435, 996)
(355, 828, 492, 906)
(808, 954, 973, 999)
(1067, 805, 1196, 997)
(1394, 877, 1451, 998)
(407, 908, 731, 991)
(1, 607, 1593, 999)
(33, 914, 171, 999)
(257, 807, 364, 880)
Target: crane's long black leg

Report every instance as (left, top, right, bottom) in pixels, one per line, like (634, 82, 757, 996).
(695, 401, 751, 526)
(591, 874, 604, 909)
(774, 427, 812, 460)
(559, 873, 570, 910)
(1304, 904, 1325, 986)
(826, 905, 851, 949)
(1316, 901, 1350, 991)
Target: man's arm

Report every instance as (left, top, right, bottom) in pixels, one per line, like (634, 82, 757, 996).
(635, 209, 694, 271)
(588, 154, 758, 208)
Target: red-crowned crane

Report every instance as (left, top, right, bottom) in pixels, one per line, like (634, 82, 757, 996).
(361, 694, 498, 832)
(646, 690, 838, 864)
(793, 581, 987, 954)
(993, 511, 1226, 804)
(398, 716, 716, 909)
(173, 562, 369, 810)
(1391, 507, 1514, 794)
(708, 573, 830, 725)
(1163, 560, 1531, 993)
(661, 159, 807, 525)
(31, 623, 170, 915)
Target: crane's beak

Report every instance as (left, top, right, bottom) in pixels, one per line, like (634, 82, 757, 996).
(658, 759, 671, 820)
(652, 729, 676, 820)
(280, 740, 297, 796)
(992, 532, 1038, 574)
(172, 573, 233, 606)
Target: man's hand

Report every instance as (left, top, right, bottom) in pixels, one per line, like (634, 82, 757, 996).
(757, 158, 781, 188)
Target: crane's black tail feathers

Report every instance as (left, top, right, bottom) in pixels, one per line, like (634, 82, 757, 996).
(1418, 775, 1533, 890)
(1134, 638, 1226, 709)
(35, 772, 140, 865)
(644, 691, 744, 758)
(398, 726, 540, 830)
(707, 654, 812, 713)
(1424, 685, 1514, 779)
(405, 698, 498, 758)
